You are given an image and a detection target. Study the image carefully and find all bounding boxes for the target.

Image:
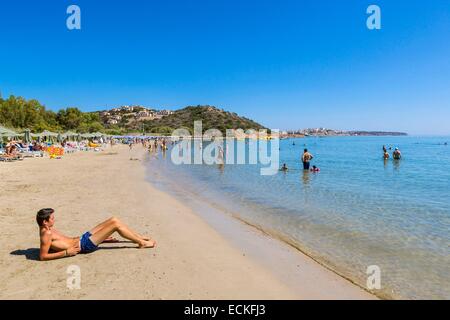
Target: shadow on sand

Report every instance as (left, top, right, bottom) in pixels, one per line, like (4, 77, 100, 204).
(10, 248, 40, 261)
(97, 246, 137, 250)
(10, 242, 138, 260)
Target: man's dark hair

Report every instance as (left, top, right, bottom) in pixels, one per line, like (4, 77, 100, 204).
(36, 208, 54, 226)
(304, 148, 308, 152)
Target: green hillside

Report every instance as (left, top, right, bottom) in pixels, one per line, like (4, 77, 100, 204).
(138, 105, 267, 135)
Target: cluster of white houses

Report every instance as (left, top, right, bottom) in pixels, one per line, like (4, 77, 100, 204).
(100, 105, 174, 125)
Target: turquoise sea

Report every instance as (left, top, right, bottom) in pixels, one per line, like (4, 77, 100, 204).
(146, 136, 450, 299)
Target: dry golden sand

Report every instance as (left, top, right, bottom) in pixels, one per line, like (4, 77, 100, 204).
(0, 145, 375, 299)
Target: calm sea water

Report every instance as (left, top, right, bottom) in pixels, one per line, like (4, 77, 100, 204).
(145, 136, 450, 299)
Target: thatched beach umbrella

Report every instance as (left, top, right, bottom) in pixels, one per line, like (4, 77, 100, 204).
(0, 125, 18, 138)
(92, 132, 104, 138)
(40, 130, 58, 137)
(31, 133, 42, 143)
(40, 130, 58, 144)
(81, 133, 92, 139)
(63, 131, 77, 141)
(23, 129, 32, 143)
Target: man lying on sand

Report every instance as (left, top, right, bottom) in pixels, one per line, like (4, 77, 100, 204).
(37, 208, 156, 261)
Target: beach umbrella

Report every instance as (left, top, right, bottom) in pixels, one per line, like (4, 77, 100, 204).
(91, 132, 104, 138)
(0, 125, 18, 138)
(40, 130, 58, 137)
(39, 130, 58, 144)
(63, 131, 77, 141)
(36, 134, 42, 143)
(81, 133, 93, 139)
(23, 129, 31, 143)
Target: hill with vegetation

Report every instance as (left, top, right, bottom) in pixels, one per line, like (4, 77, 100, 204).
(129, 105, 267, 135)
(0, 95, 266, 135)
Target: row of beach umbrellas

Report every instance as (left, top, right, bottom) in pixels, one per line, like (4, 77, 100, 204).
(1, 126, 108, 143)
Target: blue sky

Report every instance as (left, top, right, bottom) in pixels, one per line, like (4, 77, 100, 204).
(0, 0, 449, 134)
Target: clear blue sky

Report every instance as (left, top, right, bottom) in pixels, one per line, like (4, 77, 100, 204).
(0, 0, 449, 134)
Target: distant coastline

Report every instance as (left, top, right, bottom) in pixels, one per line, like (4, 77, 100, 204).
(282, 129, 408, 138)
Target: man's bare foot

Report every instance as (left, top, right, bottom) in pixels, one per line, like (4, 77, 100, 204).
(138, 239, 156, 249)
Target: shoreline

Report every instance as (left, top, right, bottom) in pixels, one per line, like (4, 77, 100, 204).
(144, 154, 379, 299)
(0, 145, 374, 299)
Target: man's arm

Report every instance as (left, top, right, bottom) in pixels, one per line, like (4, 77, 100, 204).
(39, 230, 68, 261)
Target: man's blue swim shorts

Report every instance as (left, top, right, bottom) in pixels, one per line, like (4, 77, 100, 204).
(80, 232, 98, 253)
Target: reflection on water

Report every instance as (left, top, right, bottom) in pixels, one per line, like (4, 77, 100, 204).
(301, 170, 311, 187)
(393, 159, 401, 171)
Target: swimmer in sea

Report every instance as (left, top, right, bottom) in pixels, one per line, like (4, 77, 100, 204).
(310, 165, 320, 172)
(280, 163, 288, 172)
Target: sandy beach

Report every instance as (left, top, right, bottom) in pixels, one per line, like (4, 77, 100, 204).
(0, 145, 375, 300)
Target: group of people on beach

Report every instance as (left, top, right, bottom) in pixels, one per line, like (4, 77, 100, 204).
(0, 139, 46, 161)
(126, 137, 171, 153)
(126, 136, 174, 160)
(0, 135, 117, 163)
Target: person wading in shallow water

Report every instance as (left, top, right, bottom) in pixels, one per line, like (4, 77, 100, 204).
(393, 147, 402, 160)
(301, 149, 313, 170)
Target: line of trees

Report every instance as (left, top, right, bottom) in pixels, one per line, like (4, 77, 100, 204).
(0, 95, 105, 133)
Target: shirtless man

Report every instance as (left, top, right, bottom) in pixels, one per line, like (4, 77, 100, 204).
(301, 149, 314, 170)
(393, 147, 402, 160)
(37, 208, 156, 261)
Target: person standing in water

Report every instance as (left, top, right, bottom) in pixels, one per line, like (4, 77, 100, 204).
(393, 147, 402, 160)
(217, 145, 224, 164)
(301, 149, 313, 170)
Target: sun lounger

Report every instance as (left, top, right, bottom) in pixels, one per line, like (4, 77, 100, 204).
(14, 147, 43, 158)
(63, 146, 78, 154)
(0, 155, 22, 162)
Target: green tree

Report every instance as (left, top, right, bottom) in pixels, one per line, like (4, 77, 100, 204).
(57, 107, 84, 130)
(88, 122, 104, 133)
